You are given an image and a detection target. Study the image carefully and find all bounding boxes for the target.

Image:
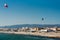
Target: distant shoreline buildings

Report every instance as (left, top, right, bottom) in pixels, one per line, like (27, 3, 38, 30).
(0, 26, 60, 33)
(0, 26, 60, 38)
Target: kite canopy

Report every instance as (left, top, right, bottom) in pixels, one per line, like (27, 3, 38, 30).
(4, 3, 8, 8)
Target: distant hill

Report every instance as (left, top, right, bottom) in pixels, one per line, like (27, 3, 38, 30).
(1, 24, 60, 28)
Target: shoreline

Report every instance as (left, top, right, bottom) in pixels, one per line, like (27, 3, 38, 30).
(0, 31, 60, 38)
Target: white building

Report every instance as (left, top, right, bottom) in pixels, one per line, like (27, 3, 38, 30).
(39, 29, 48, 32)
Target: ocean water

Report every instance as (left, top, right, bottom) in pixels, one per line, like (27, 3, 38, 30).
(0, 33, 60, 40)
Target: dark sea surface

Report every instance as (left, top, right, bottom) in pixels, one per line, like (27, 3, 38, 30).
(0, 33, 60, 40)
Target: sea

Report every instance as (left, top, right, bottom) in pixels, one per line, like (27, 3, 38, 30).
(0, 33, 60, 40)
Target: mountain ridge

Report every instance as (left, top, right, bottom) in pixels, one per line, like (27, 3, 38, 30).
(0, 24, 60, 28)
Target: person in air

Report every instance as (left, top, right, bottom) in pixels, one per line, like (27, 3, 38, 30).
(4, 3, 8, 8)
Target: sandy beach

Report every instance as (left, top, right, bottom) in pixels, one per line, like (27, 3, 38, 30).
(0, 31, 60, 38)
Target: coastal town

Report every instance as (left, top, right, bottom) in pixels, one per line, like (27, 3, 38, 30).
(0, 26, 60, 38)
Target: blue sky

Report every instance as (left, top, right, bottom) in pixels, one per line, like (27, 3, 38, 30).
(0, 0, 60, 26)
